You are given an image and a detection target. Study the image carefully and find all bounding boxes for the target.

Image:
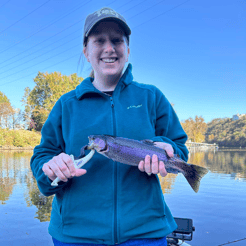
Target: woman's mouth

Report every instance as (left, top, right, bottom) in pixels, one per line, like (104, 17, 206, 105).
(100, 58, 118, 63)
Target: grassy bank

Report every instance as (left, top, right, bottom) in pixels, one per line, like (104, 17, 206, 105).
(0, 129, 41, 148)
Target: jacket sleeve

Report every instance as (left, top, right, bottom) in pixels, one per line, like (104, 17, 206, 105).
(30, 99, 68, 196)
(151, 88, 189, 162)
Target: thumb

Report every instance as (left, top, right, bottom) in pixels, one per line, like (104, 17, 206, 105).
(166, 148, 174, 158)
(74, 169, 87, 177)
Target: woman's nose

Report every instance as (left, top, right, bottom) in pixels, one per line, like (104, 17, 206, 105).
(104, 41, 115, 53)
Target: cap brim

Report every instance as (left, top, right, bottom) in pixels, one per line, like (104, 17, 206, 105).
(85, 17, 131, 37)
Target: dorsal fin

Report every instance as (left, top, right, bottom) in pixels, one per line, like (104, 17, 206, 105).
(103, 134, 116, 139)
(140, 139, 155, 145)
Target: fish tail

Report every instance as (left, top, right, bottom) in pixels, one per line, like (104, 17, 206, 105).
(184, 164, 208, 193)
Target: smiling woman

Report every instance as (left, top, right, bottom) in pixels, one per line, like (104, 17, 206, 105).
(83, 20, 130, 92)
(30, 6, 189, 246)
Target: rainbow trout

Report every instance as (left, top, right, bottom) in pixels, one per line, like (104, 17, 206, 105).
(86, 135, 208, 193)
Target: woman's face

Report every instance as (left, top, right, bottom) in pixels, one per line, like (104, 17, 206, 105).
(83, 21, 130, 79)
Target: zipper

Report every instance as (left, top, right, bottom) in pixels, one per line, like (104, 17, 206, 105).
(110, 95, 118, 244)
(110, 96, 114, 108)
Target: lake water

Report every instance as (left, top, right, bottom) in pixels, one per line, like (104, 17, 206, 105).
(0, 149, 246, 246)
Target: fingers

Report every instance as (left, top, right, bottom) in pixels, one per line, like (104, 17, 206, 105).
(138, 155, 151, 173)
(138, 155, 154, 174)
(48, 158, 69, 182)
(138, 154, 167, 176)
(165, 147, 174, 158)
(159, 161, 167, 177)
(61, 154, 76, 176)
(75, 169, 87, 177)
(138, 160, 145, 172)
(144, 155, 151, 173)
(154, 142, 174, 158)
(151, 154, 159, 174)
(42, 153, 86, 183)
(42, 163, 56, 181)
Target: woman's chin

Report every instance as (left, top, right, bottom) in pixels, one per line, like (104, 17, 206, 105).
(99, 69, 123, 78)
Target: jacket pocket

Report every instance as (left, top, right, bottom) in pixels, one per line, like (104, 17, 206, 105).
(50, 195, 64, 228)
(55, 186, 71, 225)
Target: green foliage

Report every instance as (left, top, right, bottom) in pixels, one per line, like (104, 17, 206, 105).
(22, 71, 83, 131)
(0, 129, 41, 147)
(0, 91, 10, 103)
(206, 116, 246, 147)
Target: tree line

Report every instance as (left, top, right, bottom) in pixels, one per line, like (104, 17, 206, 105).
(181, 115, 246, 147)
(0, 71, 82, 131)
(1, 71, 246, 147)
(205, 117, 246, 147)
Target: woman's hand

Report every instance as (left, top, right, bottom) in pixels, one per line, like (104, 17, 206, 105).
(42, 153, 87, 182)
(138, 142, 174, 177)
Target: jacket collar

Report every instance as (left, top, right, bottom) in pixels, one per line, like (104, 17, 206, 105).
(75, 63, 133, 100)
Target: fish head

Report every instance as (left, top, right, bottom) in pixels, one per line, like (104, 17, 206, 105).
(88, 135, 108, 153)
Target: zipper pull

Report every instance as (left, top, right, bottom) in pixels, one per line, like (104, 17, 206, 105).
(110, 96, 114, 108)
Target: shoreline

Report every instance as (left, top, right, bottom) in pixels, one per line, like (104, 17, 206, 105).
(0, 146, 34, 151)
(0, 146, 245, 151)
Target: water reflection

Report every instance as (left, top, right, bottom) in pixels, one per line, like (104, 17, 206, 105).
(0, 151, 28, 204)
(0, 150, 53, 222)
(0, 176, 15, 204)
(188, 150, 246, 181)
(159, 173, 177, 194)
(0, 149, 246, 224)
(25, 181, 53, 222)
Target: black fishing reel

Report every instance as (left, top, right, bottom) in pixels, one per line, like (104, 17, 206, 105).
(167, 218, 195, 246)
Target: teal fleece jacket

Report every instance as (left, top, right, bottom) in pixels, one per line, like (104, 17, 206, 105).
(30, 63, 189, 245)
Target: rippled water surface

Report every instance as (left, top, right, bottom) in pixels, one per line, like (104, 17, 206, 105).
(0, 149, 246, 246)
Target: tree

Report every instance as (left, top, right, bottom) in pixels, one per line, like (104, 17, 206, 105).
(10, 108, 23, 129)
(0, 92, 14, 128)
(0, 91, 10, 103)
(21, 87, 33, 129)
(181, 116, 207, 142)
(22, 72, 83, 131)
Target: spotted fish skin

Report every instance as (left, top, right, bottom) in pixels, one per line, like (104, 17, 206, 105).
(87, 135, 209, 193)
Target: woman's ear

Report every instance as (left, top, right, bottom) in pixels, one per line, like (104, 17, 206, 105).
(126, 47, 130, 62)
(83, 46, 90, 62)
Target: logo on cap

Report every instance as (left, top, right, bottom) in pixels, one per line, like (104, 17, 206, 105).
(96, 8, 119, 18)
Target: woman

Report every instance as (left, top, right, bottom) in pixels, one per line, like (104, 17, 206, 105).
(31, 7, 189, 246)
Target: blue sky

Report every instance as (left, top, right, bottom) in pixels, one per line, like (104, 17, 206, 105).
(0, 0, 245, 123)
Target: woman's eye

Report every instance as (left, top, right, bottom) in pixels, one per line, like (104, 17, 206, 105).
(96, 39, 104, 44)
(113, 38, 122, 44)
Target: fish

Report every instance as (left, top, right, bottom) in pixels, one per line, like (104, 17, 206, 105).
(87, 135, 209, 193)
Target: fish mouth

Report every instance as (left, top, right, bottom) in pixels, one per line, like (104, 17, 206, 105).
(88, 143, 108, 153)
(87, 136, 108, 152)
(98, 145, 108, 152)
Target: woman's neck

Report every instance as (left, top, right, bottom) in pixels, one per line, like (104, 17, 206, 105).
(92, 73, 122, 92)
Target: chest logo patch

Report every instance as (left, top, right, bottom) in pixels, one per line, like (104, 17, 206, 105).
(127, 104, 142, 110)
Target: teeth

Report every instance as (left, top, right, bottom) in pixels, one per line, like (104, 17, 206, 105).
(102, 58, 117, 63)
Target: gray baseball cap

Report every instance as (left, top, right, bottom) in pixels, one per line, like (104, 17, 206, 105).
(83, 7, 131, 42)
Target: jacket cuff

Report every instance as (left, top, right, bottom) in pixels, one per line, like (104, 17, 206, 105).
(36, 166, 67, 197)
